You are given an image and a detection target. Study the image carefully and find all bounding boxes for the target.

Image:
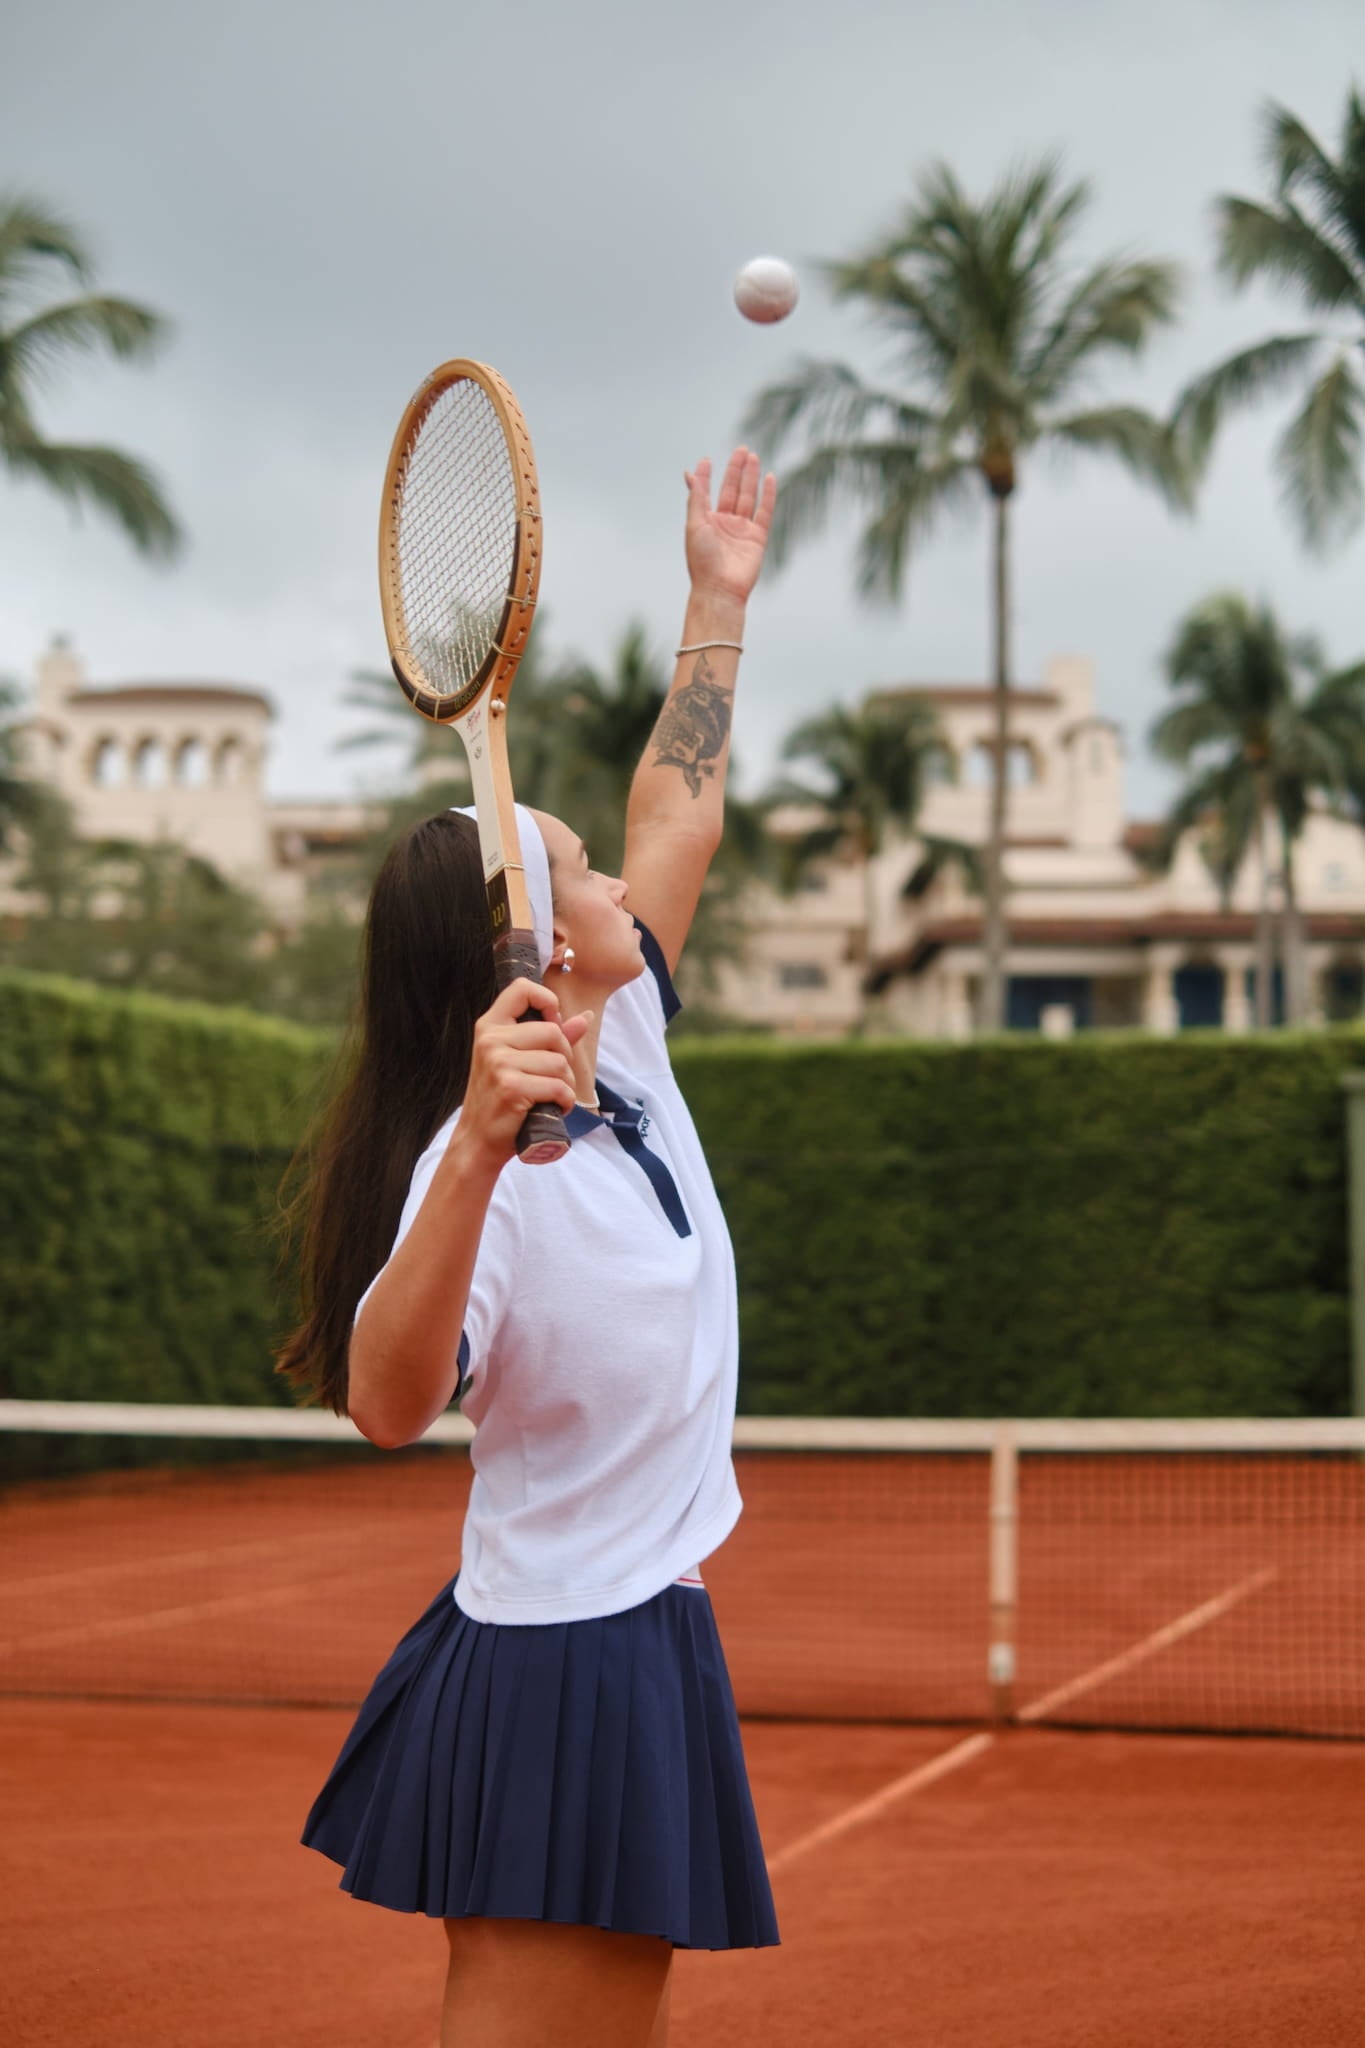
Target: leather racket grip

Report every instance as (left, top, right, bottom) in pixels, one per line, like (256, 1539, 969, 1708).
(492, 926, 571, 1165)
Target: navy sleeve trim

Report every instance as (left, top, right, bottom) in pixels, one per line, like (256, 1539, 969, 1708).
(453, 1329, 472, 1405)
(633, 917, 682, 1026)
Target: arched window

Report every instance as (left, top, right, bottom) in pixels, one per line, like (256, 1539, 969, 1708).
(174, 738, 210, 788)
(968, 740, 1036, 788)
(132, 739, 165, 787)
(966, 742, 994, 788)
(215, 737, 243, 786)
(90, 737, 122, 787)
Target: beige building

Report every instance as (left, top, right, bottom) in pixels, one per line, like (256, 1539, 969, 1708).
(11, 641, 1365, 1035)
(12, 640, 380, 928)
(714, 655, 1365, 1036)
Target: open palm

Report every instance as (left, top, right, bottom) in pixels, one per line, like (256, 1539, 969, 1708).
(683, 446, 777, 604)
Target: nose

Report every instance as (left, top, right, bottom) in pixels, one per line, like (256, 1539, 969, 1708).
(609, 875, 628, 907)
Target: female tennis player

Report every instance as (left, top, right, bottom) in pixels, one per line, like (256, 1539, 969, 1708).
(279, 447, 780, 2047)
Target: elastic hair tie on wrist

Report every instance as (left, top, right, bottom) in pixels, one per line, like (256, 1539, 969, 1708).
(675, 639, 744, 657)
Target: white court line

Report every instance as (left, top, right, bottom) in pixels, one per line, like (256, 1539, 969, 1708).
(2, 1539, 304, 1598)
(2, 1515, 440, 1598)
(0, 1558, 417, 1661)
(765, 1733, 995, 1877)
(1017, 1566, 1281, 1724)
(765, 1565, 1282, 1877)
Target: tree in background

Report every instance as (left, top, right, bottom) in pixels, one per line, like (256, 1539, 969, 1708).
(4, 810, 270, 1008)
(337, 620, 766, 1015)
(0, 677, 50, 851)
(741, 157, 1187, 1034)
(333, 665, 468, 791)
(0, 196, 182, 558)
(1146, 593, 1365, 1026)
(1174, 91, 1365, 553)
(552, 623, 670, 869)
(769, 696, 948, 1029)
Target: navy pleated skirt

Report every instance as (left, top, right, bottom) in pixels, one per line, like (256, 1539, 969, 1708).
(302, 1573, 780, 1951)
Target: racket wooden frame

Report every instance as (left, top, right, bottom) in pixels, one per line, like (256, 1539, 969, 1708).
(378, 358, 567, 1164)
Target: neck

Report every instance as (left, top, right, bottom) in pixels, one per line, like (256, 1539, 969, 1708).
(562, 980, 609, 1106)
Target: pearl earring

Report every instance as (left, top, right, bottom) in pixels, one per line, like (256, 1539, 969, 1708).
(561, 947, 575, 977)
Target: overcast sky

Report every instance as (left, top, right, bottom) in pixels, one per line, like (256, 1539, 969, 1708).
(2, 0, 1361, 822)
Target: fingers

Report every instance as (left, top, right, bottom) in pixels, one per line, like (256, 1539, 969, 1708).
(478, 983, 592, 1057)
(715, 446, 747, 518)
(692, 447, 774, 529)
(734, 449, 762, 522)
(477, 1037, 578, 1115)
(683, 457, 712, 513)
(486, 975, 560, 1027)
(473, 981, 595, 1116)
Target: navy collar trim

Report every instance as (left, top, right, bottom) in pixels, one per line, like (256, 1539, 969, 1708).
(564, 1083, 691, 1237)
(633, 918, 682, 1025)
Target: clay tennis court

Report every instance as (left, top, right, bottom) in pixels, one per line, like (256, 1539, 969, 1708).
(3, 1429, 1364, 2043)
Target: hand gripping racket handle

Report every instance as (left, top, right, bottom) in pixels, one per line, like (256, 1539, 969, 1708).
(492, 927, 572, 1165)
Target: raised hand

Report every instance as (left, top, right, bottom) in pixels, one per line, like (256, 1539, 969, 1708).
(683, 447, 777, 607)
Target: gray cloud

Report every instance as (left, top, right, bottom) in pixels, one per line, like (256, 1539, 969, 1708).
(2, 0, 1361, 819)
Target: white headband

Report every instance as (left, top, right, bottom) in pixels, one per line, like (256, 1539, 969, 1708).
(453, 803, 554, 974)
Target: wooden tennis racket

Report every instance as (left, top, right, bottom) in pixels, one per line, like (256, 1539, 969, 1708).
(378, 358, 568, 1165)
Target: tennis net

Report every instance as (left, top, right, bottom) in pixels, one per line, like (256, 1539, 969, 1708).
(2, 1401, 1362, 1739)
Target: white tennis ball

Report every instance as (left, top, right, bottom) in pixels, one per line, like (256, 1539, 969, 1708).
(734, 256, 800, 325)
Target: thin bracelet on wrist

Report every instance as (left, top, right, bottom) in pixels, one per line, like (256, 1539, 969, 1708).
(675, 639, 744, 657)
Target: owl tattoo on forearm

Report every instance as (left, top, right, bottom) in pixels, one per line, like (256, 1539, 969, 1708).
(650, 653, 734, 798)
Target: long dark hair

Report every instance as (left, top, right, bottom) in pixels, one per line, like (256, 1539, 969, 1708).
(275, 811, 497, 1413)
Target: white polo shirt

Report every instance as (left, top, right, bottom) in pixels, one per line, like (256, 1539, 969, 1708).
(356, 926, 742, 1625)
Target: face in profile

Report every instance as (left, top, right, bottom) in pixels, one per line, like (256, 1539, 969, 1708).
(531, 810, 645, 992)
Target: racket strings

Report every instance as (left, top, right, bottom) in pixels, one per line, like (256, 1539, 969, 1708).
(394, 382, 519, 700)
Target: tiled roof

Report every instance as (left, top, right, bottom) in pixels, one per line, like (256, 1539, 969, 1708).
(878, 912, 1365, 982)
(70, 683, 274, 714)
(868, 683, 1061, 709)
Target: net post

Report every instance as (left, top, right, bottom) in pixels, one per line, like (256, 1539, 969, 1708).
(988, 1424, 1018, 1723)
(1342, 1073, 1365, 1425)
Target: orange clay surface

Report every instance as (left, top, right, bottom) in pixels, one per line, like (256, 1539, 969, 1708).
(3, 1699, 1362, 2048)
(5, 1449, 1362, 1738)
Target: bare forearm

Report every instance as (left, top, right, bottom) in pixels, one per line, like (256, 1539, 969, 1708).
(347, 1132, 502, 1448)
(627, 588, 747, 845)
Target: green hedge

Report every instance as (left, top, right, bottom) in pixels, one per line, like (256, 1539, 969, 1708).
(679, 1032, 1359, 1417)
(0, 972, 328, 1429)
(1, 971, 1361, 1428)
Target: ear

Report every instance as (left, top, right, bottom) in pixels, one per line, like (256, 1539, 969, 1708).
(548, 916, 571, 972)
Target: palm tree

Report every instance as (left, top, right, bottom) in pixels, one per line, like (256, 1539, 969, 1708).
(1173, 91, 1365, 552)
(1147, 593, 1365, 1026)
(333, 665, 471, 790)
(554, 622, 670, 869)
(334, 617, 584, 800)
(0, 196, 181, 558)
(338, 620, 764, 1001)
(517, 619, 765, 990)
(0, 677, 51, 850)
(769, 696, 948, 1028)
(741, 158, 1187, 1032)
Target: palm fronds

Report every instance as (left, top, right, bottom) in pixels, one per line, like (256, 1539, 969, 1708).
(0, 193, 181, 559)
(1175, 89, 1365, 552)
